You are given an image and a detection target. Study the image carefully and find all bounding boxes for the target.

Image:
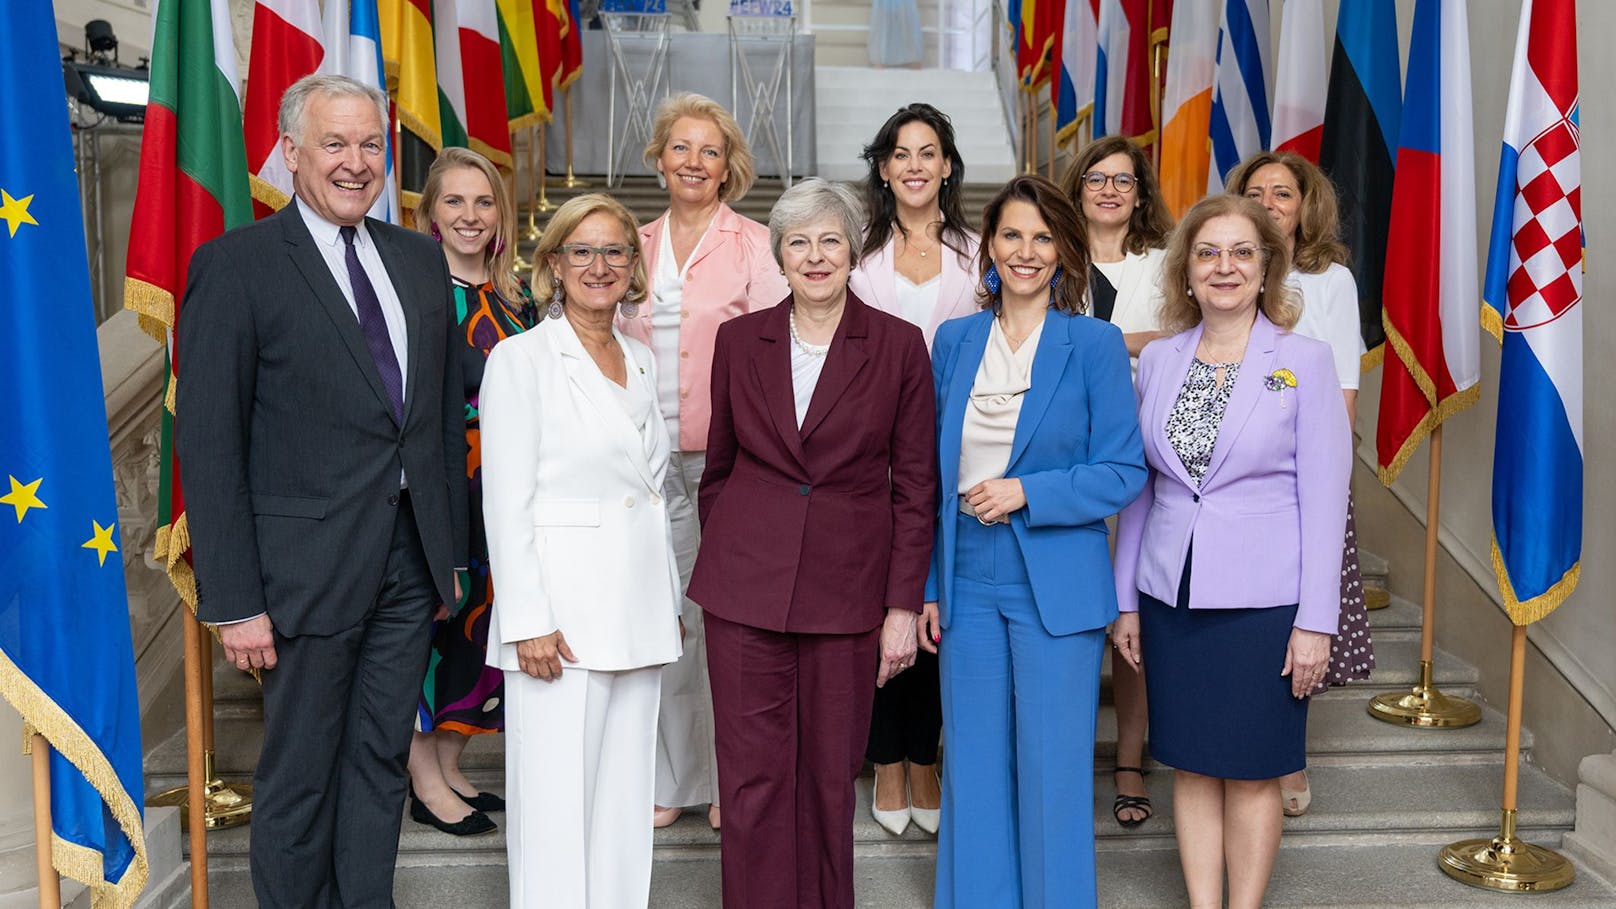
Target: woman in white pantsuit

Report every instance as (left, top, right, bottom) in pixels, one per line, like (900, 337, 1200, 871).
(481, 194, 684, 908)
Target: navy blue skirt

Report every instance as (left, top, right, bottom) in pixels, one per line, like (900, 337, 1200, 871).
(1138, 555, 1309, 780)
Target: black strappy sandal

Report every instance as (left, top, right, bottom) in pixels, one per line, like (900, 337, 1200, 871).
(1112, 766, 1153, 829)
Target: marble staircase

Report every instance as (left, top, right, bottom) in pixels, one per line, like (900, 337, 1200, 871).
(144, 553, 1616, 906)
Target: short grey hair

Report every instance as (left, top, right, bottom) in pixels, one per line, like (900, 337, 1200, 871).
(767, 178, 866, 269)
(278, 74, 390, 142)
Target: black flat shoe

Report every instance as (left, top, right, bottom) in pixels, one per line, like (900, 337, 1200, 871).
(410, 796, 497, 836)
(454, 789, 505, 813)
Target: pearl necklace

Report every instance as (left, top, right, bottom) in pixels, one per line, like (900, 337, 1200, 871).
(788, 307, 831, 357)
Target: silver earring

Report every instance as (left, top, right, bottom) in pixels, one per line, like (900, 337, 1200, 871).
(619, 297, 640, 318)
(1187, 287, 1194, 298)
(547, 285, 564, 319)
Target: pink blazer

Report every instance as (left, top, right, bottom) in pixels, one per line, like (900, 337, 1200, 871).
(619, 203, 790, 451)
(1112, 313, 1351, 634)
(848, 230, 982, 349)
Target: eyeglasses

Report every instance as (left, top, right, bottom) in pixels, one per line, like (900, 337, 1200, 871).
(557, 243, 635, 268)
(1192, 245, 1264, 264)
(1080, 171, 1138, 193)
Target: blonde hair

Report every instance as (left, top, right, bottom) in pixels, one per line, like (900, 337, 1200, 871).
(530, 194, 649, 306)
(414, 147, 520, 301)
(1159, 194, 1299, 334)
(643, 93, 756, 203)
(1226, 151, 1349, 274)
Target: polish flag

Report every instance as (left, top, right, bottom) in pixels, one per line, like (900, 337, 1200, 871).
(1271, 0, 1326, 161)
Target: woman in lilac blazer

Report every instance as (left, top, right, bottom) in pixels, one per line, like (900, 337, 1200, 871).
(1111, 194, 1350, 909)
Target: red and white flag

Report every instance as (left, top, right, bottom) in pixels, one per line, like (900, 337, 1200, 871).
(242, 0, 324, 216)
(1271, 0, 1325, 161)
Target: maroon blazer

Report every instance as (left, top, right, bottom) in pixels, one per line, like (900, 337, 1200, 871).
(688, 291, 938, 635)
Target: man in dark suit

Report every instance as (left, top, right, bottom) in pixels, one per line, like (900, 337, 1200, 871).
(175, 74, 466, 908)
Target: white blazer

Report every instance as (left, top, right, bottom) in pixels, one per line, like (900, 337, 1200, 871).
(479, 315, 684, 673)
(1097, 247, 1168, 337)
(849, 230, 983, 349)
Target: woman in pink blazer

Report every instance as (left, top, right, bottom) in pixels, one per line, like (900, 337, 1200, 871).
(1111, 195, 1350, 909)
(847, 102, 979, 837)
(617, 92, 790, 830)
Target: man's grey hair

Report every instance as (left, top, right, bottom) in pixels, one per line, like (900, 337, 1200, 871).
(278, 74, 390, 142)
(768, 178, 867, 269)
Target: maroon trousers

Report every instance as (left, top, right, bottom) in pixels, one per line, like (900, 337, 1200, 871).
(704, 612, 881, 909)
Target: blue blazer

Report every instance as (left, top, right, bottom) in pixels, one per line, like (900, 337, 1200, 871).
(925, 308, 1147, 635)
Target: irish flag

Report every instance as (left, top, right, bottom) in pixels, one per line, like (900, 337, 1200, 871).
(242, 0, 324, 216)
(123, 0, 254, 606)
(1158, 0, 1218, 217)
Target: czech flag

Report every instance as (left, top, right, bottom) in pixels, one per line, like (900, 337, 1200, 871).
(1484, 0, 1582, 625)
(1375, 0, 1479, 486)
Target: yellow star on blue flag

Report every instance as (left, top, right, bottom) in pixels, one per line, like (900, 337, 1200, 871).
(82, 520, 120, 566)
(0, 188, 37, 237)
(0, 2, 147, 904)
(0, 475, 46, 521)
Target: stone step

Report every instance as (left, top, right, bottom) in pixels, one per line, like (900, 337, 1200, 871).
(196, 841, 1616, 909)
(175, 746, 1571, 864)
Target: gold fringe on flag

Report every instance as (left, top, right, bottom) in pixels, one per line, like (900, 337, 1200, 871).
(121, 278, 175, 345)
(2, 650, 149, 909)
(249, 175, 292, 213)
(1491, 537, 1580, 626)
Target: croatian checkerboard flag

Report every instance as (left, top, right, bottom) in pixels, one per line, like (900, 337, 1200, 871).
(1483, 0, 1582, 625)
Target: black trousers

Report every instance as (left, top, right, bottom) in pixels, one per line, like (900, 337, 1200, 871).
(865, 647, 942, 765)
(251, 492, 438, 909)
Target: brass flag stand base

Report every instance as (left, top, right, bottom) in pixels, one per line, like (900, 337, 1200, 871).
(1364, 585, 1392, 610)
(561, 89, 591, 189)
(1368, 660, 1482, 728)
(1440, 809, 1574, 892)
(1367, 428, 1481, 730)
(148, 751, 253, 831)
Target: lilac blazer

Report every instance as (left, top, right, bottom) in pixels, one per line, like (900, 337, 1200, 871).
(848, 230, 981, 349)
(1112, 312, 1351, 634)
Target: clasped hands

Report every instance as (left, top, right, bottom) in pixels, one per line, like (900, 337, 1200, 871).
(963, 478, 1026, 525)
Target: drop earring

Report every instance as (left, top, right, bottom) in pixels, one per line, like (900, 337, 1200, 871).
(1049, 265, 1063, 291)
(547, 285, 564, 319)
(619, 296, 640, 319)
(430, 224, 442, 243)
(983, 263, 1002, 295)
(489, 235, 505, 256)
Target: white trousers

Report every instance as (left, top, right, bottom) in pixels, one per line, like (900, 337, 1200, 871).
(505, 665, 662, 908)
(654, 450, 720, 808)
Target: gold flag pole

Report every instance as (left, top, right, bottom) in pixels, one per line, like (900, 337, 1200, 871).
(523, 124, 543, 241)
(511, 138, 532, 273)
(1438, 624, 1574, 891)
(1046, 98, 1055, 181)
(562, 87, 591, 188)
(30, 734, 61, 909)
(1150, 42, 1164, 171)
(182, 616, 209, 907)
(1367, 426, 1482, 727)
(148, 621, 252, 832)
(196, 632, 251, 829)
(537, 124, 555, 215)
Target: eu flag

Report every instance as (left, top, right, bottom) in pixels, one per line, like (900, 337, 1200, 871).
(0, 1, 148, 903)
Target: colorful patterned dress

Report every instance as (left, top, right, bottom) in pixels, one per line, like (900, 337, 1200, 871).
(418, 276, 536, 735)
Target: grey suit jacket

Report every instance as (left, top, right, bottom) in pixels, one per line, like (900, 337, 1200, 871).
(176, 204, 468, 635)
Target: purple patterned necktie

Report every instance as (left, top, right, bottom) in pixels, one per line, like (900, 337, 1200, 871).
(340, 225, 404, 423)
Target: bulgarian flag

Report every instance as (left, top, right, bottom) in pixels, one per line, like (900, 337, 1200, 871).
(123, 0, 254, 606)
(242, 0, 324, 217)
(497, 0, 551, 130)
(436, 0, 513, 168)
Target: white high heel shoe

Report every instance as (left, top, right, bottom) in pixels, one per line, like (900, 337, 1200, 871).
(871, 772, 911, 836)
(909, 767, 940, 835)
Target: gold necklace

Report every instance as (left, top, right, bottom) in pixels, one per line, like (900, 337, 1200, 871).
(902, 222, 941, 258)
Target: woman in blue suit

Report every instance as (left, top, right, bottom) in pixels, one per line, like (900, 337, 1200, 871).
(922, 175, 1146, 908)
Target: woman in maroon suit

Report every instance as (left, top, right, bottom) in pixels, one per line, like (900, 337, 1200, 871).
(688, 177, 938, 908)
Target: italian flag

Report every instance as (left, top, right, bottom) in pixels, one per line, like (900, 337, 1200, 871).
(123, 0, 254, 607)
(436, 0, 513, 167)
(243, 0, 325, 216)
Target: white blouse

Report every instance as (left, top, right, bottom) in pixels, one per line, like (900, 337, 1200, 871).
(650, 221, 710, 443)
(894, 272, 942, 330)
(958, 317, 1043, 494)
(1288, 263, 1366, 390)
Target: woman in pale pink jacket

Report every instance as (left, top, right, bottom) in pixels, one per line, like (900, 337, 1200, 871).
(617, 92, 789, 831)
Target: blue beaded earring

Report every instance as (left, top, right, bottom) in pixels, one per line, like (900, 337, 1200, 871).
(983, 262, 1001, 295)
(1049, 265, 1064, 292)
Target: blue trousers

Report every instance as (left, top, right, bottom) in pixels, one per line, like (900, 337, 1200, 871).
(935, 515, 1104, 909)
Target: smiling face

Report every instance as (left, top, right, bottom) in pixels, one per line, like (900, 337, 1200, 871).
(283, 92, 387, 226)
(1079, 151, 1138, 231)
(1188, 214, 1267, 321)
(1242, 162, 1302, 247)
(989, 199, 1060, 307)
(551, 211, 635, 315)
(779, 215, 852, 309)
(430, 166, 498, 268)
(656, 116, 730, 209)
(877, 120, 952, 213)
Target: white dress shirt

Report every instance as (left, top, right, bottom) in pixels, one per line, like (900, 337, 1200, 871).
(296, 198, 410, 395)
